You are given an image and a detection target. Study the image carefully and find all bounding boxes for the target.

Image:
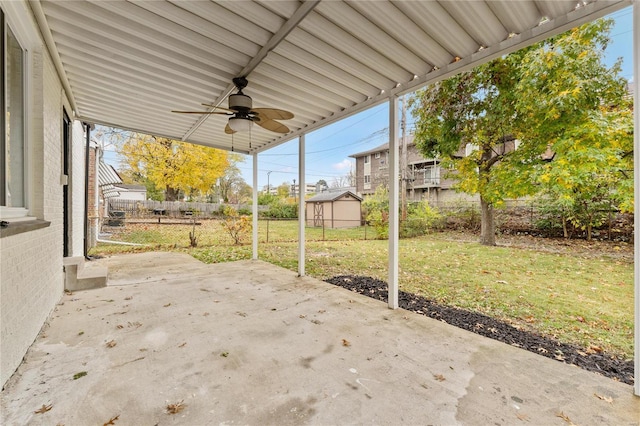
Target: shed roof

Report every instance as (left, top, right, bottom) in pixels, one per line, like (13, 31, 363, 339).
(29, 0, 629, 155)
(306, 190, 362, 203)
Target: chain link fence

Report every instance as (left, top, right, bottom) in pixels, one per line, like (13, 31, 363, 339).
(98, 199, 632, 250)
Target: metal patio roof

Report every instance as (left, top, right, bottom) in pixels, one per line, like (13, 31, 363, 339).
(31, 0, 630, 155)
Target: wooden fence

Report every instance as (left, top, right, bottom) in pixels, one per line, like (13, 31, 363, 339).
(108, 199, 253, 218)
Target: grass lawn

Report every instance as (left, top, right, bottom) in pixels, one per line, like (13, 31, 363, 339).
(91, 219, 634, 359)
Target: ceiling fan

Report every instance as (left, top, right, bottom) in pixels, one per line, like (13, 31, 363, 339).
(172, 77, 294, 134)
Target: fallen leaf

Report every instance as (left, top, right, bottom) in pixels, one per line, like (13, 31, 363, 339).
(116, 325, 124, 329)
(318, 309, 326, 314)
(496, 280, 508, 284)
(163, 303, 171, 307)
(555, 411, 576, 425)
(178, 342, 187, 348)
(594, 393, 613, 404)
(433, 374, 446, 382)
(103, 414, 120, 425)
(299, 314, 306, 318)
(106, 340, 116, 348)
(73, 371, 87, 380)
(124, 296, 133, 301)
(34, 404, 52, 414)
(342, 339, 351, 347)
(166, 400, 186, 414)
(587, 345, 603, 354)
(203, 312, 209, 316)
(220, 352, 229, 357)
(516, 412, 530, 422)
(236, 311, 247, 317)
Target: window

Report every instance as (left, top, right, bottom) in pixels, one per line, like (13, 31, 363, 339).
(1, 8, 27, 219)
(364, 175, 371, 184)
(423, 166, 440, 186)
(374, 152, 380, 159)
(364, 155, 370, 164)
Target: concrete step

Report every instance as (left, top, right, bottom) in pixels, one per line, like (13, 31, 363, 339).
(63, 257, 108, 291)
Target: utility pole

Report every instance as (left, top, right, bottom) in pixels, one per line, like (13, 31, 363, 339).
(400, 95, 408, 221)
(266, 170, 272, 195)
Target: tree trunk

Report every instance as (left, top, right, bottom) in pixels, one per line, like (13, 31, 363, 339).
(562, 216, 568, 239)
(480, 196, 496, 246)
(165, 186, 180, 201)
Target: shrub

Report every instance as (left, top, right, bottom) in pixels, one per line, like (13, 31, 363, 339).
(402, 202, 443, 237)
(262, 201, 298, 219)
(237, 207, 252, 216)
(362, 186, 389, 239)
(221, 212, 251, 245)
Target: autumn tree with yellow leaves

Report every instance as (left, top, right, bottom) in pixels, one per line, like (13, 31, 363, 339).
(411, 18, 632, 245)
(121, 134, 228, 201)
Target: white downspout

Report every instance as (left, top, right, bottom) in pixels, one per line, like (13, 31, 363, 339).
(388, 95, 399, 309)
(253, 153, 259, 260)
(298, 134, 306, 277)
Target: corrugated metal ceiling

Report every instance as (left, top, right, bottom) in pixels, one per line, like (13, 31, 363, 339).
(31, 0, 630, 154)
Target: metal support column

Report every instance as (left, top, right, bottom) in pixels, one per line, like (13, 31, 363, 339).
(252, 153, 259, 260)
(388, 95, 399, 309)
(633, 0, 639, 397)
(298, 134, 306, 277)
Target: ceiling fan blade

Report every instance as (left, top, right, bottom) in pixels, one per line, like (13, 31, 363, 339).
(224, 123, 236, 134)
(251, 108, 294, 120)
(171, 110, 231, 115)
(201, 103, 236, 113)
(255, 118, 290, 134)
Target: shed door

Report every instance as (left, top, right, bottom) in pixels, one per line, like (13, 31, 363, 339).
(313, 203, 323, 227)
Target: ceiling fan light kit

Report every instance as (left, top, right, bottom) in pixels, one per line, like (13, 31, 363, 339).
(228, 116, 253, 132)
(172, 77, 294, 135)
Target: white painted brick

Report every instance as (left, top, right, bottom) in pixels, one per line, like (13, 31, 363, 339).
(1, 25, 79, 387)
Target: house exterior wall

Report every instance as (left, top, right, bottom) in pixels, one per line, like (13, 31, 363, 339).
(1, 2, 84, 388)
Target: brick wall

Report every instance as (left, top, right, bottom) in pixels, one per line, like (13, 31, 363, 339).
(1, 36, 74, 386)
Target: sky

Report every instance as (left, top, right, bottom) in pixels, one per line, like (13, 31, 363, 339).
(101, 6, 634, 191)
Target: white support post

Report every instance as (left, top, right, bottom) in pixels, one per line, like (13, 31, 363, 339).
(298, 134, 306, 277)
(388, 95, 399, 309)
(633, 0, 639, 397)
(252, 153, 259, 260)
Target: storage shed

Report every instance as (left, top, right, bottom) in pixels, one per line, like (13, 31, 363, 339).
(305, 191, 362, 229)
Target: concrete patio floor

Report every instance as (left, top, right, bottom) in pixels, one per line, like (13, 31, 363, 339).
(1, 252, 638, 425)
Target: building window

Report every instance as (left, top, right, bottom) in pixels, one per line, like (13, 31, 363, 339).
(1, 9, 26, 218)
(423, 166, 440, 186)
(364, 155, 370, 164)
(374, 152, 380, 159)
(364, 175, 371, 184)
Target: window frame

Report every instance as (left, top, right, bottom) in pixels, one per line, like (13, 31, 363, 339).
(0, 3, 34, 221)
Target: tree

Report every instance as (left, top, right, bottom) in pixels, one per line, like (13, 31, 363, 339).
(216, 154, 247, 203)
(410, 18, 631, 245)
(331, 173, 353, 189)
(120, 134, 228, 201)
(516, 20, 633, 239)
(317, 179, 328, 192)
(276, 182, 290, 199)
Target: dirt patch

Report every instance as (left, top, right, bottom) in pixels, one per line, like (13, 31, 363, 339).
(441, 231, 633, 262)
(325, 275, 634, 386)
